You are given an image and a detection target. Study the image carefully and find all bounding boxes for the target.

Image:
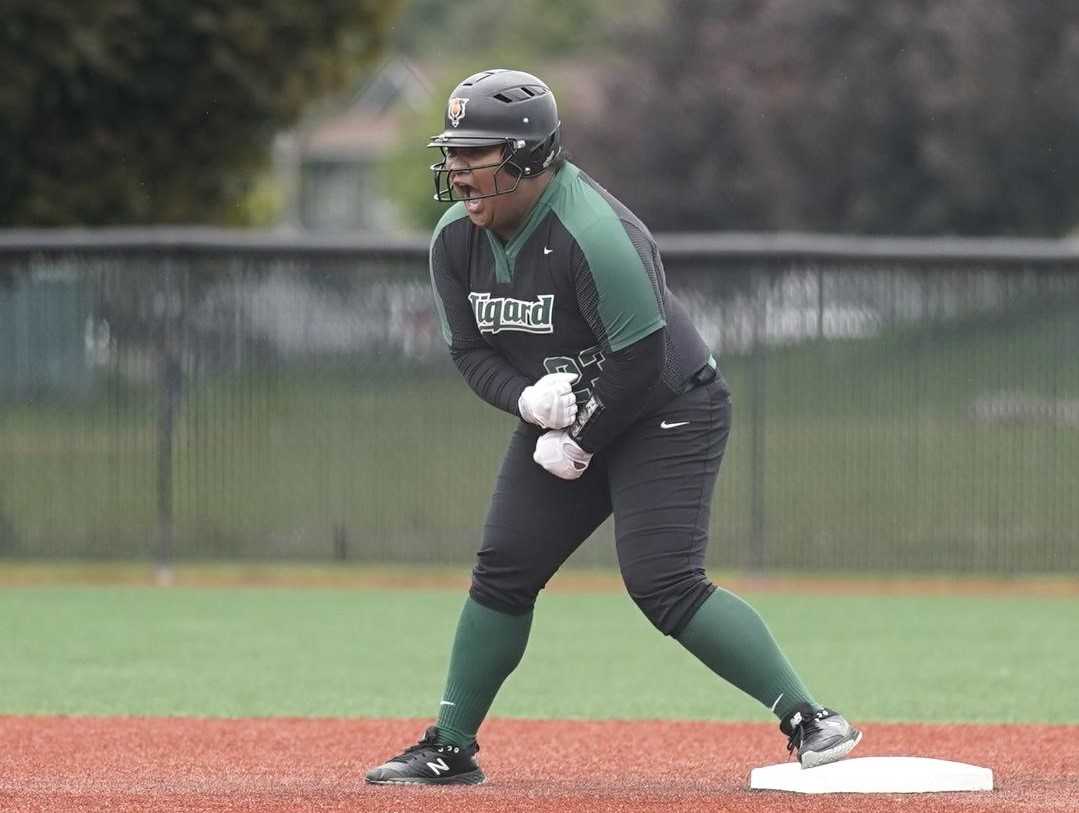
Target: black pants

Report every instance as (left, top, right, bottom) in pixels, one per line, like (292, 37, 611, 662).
(471, 378, 732, 637)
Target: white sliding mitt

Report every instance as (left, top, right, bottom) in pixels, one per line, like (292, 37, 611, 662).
(518, 372, 579, 429)
(533, 429, 593, 480)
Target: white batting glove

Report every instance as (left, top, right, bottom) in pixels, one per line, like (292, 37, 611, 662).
(518, 372, 579, 429)
(533, 429, 593, 480)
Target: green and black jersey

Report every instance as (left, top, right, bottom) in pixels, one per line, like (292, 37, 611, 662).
(429, 162, 715, 451)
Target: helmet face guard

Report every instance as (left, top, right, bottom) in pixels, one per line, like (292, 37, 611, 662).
(428, 138, 528, 202)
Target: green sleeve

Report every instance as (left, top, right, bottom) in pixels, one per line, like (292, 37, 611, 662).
(573, 219, 665, 351)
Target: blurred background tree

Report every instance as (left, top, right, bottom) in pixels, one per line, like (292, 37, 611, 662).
(379, 0, 661, 231)
(6, 0, 1079, 235)
(573, 0, 1079, 236)
(0, 0, 400, 226)
(384, 0, 1079, 236)
(390, 0, 627, 59)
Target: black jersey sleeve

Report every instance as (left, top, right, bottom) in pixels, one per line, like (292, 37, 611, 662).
(570, 328, 664, 453)
(566, 220, 667, 453)
(430, 227, 531, 416)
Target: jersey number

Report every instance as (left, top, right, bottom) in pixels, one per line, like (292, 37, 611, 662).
(544, 345, 606, 403)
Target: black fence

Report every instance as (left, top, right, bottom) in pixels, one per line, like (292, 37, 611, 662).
(2, 229, 1077, 573)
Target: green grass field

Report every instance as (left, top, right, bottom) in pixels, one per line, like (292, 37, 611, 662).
(3, 581, 1075, 723)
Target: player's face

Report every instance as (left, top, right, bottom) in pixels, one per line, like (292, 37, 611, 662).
(444, 146, 522, 232)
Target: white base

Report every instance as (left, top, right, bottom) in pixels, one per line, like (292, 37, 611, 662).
(749, 757, 993, 794)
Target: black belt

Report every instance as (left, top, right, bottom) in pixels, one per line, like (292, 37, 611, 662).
(681, 357, 718, 393)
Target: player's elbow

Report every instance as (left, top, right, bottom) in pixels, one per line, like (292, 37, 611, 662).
(636, 327, 665, 386)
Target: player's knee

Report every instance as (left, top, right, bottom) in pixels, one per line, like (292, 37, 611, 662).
(469, 556, 543, 617)
(621, 565, 714, 636)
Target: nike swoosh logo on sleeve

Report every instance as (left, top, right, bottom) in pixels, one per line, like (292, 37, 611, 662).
(660, 420, 689, 429)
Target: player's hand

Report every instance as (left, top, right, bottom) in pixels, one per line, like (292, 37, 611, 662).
(518, 372, 579, 429)
(533, 429, 593, 480)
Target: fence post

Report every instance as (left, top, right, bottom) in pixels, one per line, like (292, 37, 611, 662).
(334, 524, 349, 561)
(749, 272, 768, 572)
(817, 266, 825, 340)
(155, 264, 182, 585)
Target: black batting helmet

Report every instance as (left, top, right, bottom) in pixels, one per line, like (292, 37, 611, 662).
(427, 68, 563, 202)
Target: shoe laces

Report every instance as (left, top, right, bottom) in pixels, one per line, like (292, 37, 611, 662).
(785, 708, 828, 755)
(390, 726, 439, 761)
(391, 726, 471, 761)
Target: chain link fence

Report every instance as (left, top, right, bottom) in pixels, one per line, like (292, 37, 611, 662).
(2, 229, 1077, 573)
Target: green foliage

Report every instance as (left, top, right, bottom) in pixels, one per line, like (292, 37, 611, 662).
(0, 0, 403, 225)
(573, 0, 1079, 236)
(227, 170, 287, 228)
(391, 0, 657, 60)
(377, 1, 662, 230)
(376, 58, 479, 231)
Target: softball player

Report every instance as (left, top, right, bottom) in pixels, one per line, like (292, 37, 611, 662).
(366, 69, 861, 785)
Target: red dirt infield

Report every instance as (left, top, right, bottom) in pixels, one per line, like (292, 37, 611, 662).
(2, 716, 1076, 812)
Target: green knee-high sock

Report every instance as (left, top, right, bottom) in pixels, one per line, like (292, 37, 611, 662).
(435, 597, 532, 747)
(676, 588, 819, 721)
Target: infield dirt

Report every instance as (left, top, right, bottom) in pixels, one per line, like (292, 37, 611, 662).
(2, 716, 1076, 812)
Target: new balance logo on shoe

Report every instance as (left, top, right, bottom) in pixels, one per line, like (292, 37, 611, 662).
(365, 725, 486, 786)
